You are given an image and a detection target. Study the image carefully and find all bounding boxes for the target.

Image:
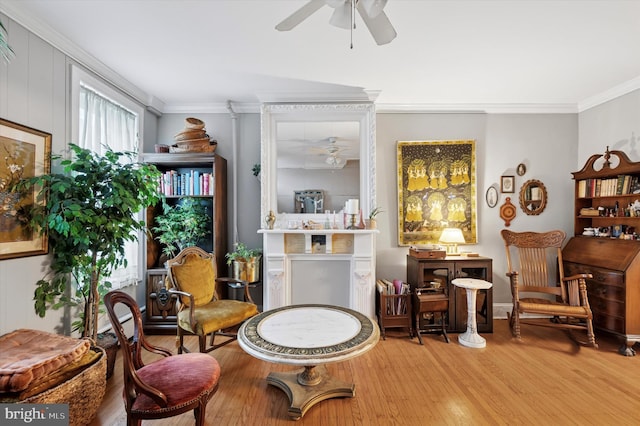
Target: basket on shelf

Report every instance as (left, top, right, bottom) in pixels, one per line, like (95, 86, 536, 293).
(169, 117, 217, 153)
(170, 139, 217, 153)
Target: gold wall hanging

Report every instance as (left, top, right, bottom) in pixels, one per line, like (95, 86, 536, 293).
(397, 140, 477, 246)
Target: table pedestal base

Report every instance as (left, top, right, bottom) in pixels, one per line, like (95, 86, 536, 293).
(267, 365, 355, 420)
(458, 329, 487, 348)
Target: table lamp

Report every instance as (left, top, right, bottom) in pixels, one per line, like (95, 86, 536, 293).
(439, 228, 465, 254)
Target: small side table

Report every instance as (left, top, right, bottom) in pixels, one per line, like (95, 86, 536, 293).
(452, 278, 493, 348)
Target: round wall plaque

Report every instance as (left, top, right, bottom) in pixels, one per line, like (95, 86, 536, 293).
(500, 197, 517, 226)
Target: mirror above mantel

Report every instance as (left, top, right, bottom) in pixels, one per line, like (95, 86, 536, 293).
(260, 103, 376, 221)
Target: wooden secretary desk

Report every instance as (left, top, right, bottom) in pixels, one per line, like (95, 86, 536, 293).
(563, 148, 640, 356)
(407, 255, 493, 333)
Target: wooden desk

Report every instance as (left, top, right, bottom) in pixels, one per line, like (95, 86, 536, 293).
(407, 255, 493, 333)
(237, 304, 379, 420)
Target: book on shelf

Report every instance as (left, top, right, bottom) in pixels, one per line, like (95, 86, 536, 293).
(157, 170, 214, 196)
(578, 176, 639, 197)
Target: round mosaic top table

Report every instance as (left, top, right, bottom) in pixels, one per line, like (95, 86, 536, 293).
(238, 304, 379, 420)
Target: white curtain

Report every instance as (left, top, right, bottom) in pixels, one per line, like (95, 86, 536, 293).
(78, 85, 139, 289)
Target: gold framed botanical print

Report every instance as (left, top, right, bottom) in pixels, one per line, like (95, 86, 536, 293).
(0, 118, 51, 259)
(397, 140, 477, 246)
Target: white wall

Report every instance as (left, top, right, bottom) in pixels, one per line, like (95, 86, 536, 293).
(578, 89, 640, 165)
(375, 113, 578, 310)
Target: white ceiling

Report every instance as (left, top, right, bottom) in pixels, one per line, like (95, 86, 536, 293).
(2, 0, 640, 113)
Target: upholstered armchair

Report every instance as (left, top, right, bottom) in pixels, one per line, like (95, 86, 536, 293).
(104, 290, 220, 426)
(166, 246, 259, 353)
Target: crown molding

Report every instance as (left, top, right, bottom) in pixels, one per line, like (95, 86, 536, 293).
(163, 103, 261, 114)
(374, 103, 578, 114)
(578, 76, 640, 112)
(256, 91, 374, 104)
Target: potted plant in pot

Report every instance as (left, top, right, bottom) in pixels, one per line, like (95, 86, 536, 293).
(368, 206, 383, 229)
(225, 242, 262, 283)
(16, 144, 161, 343)
(151, 197, 211, 262)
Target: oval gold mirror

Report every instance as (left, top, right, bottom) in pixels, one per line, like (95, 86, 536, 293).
(519, 179, 547, 215)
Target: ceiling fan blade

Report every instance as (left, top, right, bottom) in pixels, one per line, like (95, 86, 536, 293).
(356, 2, 397, 45)
(276, 0, 325, 31)
(361, 0, 388, 18)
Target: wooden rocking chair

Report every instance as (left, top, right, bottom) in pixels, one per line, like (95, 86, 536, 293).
(501, 229, 597, 348)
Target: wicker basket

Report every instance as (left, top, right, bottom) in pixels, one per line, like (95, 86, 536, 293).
(20, 347, 106, 426)
(170, 139, 217, 153)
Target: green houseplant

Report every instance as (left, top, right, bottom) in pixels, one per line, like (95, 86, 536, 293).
(0, 21, 15, 64)
(152, 197, 211, 259)
(368, 206, 383, 229)
(225, 242, 261, 282)
(16, 144, 161, 341)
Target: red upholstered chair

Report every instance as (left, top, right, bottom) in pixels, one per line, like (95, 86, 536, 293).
(166, 246, 259, 354)
(104, 290, 220, 426)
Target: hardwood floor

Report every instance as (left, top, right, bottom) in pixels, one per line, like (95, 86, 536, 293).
(90, 320, 640, 425)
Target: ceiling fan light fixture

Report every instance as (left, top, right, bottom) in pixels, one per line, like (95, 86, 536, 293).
(329, 3, 352, 29)
(326, 155, 345, 168)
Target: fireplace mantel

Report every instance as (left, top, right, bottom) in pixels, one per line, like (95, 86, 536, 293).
(259, 229, 377, 318)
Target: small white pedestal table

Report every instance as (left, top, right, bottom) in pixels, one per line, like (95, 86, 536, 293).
(452, 278, 493, 348)
(238, 304, 379, 420)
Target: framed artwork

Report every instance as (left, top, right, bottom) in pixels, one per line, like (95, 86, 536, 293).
(501, 175, 515, 193)
(397, 140, 477, 246)
(0, 119, 51, 260)
(516, 163, 526, 176)
(486, 186, 498, 208)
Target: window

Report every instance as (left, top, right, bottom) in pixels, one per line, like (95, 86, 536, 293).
(71, 65, 145, 289)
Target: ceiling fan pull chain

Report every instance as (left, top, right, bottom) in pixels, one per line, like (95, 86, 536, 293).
(350, 0, 355, 49)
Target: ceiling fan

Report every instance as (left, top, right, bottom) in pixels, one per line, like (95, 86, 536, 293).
(276, 0, 397, 46)
(309, 137, 349, 167)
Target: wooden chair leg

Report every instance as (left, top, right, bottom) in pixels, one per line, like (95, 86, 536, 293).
(415, 314, 424, 345)
(441, 312, 449, 343)
(199, 334, 206, 353)
(177, 329, 186, 354)
(586, 319, 598, 348)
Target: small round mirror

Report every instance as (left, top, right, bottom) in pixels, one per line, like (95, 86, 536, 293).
(519, 179, 547, 215)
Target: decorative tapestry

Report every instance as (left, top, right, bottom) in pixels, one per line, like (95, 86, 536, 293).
(397, 140, 477, 246)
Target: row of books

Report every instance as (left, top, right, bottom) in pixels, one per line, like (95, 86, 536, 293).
(157, 170, 214, 196)
(577, 175, 640, 198)
(376, 279, 410, 316)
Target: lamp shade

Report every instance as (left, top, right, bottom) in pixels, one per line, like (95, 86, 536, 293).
(439, 228, 465, 244)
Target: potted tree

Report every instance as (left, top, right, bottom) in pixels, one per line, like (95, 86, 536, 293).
(16, 144, 161, 343)
(151, 197, 211, 261)
(225, 242, 261, 283)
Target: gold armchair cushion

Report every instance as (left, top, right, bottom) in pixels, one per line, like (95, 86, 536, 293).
(177, 300, 259, 335)
(171, 253, 216, 307)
